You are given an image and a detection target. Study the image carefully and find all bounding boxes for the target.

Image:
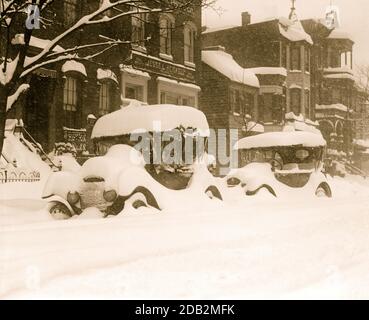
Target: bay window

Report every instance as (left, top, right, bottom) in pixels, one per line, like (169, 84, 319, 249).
(290, 88, 301, 115)
(290, 45, 301, 70)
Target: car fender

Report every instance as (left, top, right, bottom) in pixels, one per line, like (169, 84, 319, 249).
(42, 171, 81, 200)
(43, 195, 78, 216)
(117, 166, 166, 204)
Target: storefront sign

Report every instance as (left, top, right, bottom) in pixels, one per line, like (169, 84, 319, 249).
(132, 53, 196, 83)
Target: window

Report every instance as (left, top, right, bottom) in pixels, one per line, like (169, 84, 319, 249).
(235, 90, 242, 114)
(184, 23, 196, 64)
(160, 91, 195, 107)
(132, 12, 146, 47)
(99, 83, 110, 116)
(332, 88, 341, 103)
(125, 83, 144, 101)
(290, 46, 301, 70)
(63, 77, 78, 128)
(304, 90, 310, 117)
(64, 0, 77, 26)
(281, 43, 287, 68)
(290, 88, 301, 115)
(244, 93, 254, 117)
(260, 94, 273, 123)
(160, 15, 174, 56)
(304, 47, 310, 72)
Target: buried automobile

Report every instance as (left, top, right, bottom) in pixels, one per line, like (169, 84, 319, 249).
(42, 103, 223, 218)
(226, 131, 332, 198)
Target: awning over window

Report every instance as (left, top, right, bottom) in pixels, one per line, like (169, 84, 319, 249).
(97, 68, 119, 84)
(61, 60, 87, 77)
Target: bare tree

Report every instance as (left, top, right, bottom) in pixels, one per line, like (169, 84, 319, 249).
(357, 64, 369, 95)
(0, 0, 218, 154)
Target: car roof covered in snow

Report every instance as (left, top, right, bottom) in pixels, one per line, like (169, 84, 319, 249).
(91, 104, 210, 139)
(234, 131, 326, 150)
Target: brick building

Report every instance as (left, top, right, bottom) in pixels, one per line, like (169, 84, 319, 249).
(302, 20, 356, 156)
(202, 8, 319, 133)
(200, 46, 260, 173)
(3, 0, 202, 155)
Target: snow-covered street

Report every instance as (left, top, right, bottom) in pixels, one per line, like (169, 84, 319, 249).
(1, 175, 369, 300)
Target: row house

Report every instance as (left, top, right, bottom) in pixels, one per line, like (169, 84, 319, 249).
(4, 0, 202, 156)
(302, 20, 356, 156)
(202, 8, 319, 134)
(200, 46, 260, 174)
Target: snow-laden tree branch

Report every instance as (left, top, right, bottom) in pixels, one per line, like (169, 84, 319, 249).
(0, 0, 218, 155)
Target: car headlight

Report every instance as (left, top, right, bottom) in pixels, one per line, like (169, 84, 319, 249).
(67, 191, 80, 205)
(103, 190, 117, 202)
(227, 177, 241, 187)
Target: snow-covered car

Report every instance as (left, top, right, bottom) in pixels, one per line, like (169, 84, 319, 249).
(226, 131, 332, 198)
(42, 103, 223, 218)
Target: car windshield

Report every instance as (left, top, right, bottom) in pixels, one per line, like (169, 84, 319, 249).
(95, 127, 207, 168)
(242, 146, 324, 171)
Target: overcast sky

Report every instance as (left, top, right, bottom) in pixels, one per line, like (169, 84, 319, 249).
(203, 0, 369, 66)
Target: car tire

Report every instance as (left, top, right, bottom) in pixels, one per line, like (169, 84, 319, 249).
(246, 184, 277, 197)
(48, 201, 73, 219)
(205, 185, 223, 201)
(315, 183, 332, 198)
(106, 186, 161, 216)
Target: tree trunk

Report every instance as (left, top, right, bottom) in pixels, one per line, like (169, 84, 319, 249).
(0, 85, 9, 156)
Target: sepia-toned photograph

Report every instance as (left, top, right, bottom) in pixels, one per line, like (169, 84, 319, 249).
(1, 0, 369, 302)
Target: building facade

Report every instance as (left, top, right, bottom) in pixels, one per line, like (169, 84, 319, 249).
(200, 47, 260, 174)
(302, 20, 356, 156)
(4, 0, 202, 156)
(202, 9, 318, 133)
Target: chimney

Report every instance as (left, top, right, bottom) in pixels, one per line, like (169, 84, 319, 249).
(242, 12, 251, 26)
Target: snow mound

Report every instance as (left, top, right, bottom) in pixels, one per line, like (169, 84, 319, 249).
(62, 60, 87, 77)
(235, 131, 326, 150)
(246, 67, 287, 77)
(278, 18, 313, 45)
(92, 104, 210, 139)
(201, 50, 260, 88)
(2, 133, 51, 178)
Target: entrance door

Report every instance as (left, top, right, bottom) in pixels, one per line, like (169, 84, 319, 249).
(24, 76, 51, 151)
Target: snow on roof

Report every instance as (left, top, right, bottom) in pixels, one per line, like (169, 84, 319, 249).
(324, 73, 355, 81)
(316, 104, 349, 112)
(92, 104, 210, 139)
(324, 66, 354, 75)
(120, 65, 151, 79)
(157, 76, 201, 91)
(97, 68, 118, 84)
(234, 131, 326, 150)
(202, 25, 238, 34)
(202, 50, 260, 88)
(246, 67, 287, 77)
(278, 18, 313, 45)
(247, 122, 265, 133)
(289, 84, 302, 89)
(328, 29, 352, 40)
(11, 35, 64, 53)
(62, 60, 87, 77)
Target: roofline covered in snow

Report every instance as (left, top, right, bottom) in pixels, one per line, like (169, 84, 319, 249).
(234, 131, 327, 150)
